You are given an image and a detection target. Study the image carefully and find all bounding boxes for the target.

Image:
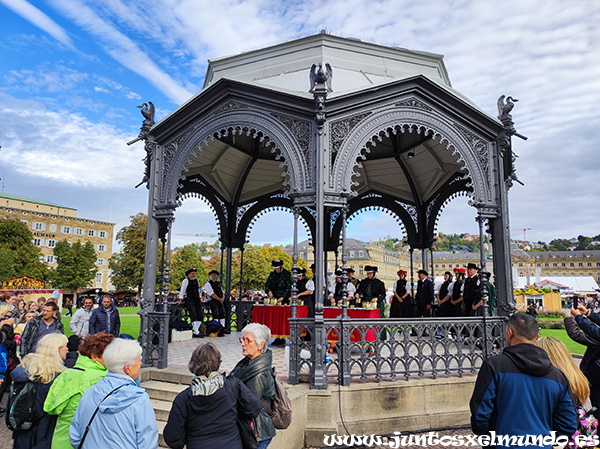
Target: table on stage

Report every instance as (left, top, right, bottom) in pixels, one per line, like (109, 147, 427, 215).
(251, 305, 309, 338)
(323, 307, 380, 342)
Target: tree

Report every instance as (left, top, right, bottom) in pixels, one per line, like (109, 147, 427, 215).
(49, 240, 97, 293)
(0, 218, 46, 279)
(170, 244, 207, 290)
(110, 213, 161, 292)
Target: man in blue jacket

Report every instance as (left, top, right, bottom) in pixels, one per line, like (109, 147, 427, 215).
(470, 313, 577, 448)
(89, 295, 121, 336)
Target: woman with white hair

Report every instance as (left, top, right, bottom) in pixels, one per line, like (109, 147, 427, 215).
(230, 323, 276, 449)
(69, 338, 158, 449)
(10, 332, 68, 449)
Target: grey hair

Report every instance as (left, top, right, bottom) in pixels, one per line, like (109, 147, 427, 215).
(103, 338, 142, 374)
(241, 323, 272, 353)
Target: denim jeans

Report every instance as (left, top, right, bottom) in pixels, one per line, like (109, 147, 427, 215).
(257, 438, 272, 449)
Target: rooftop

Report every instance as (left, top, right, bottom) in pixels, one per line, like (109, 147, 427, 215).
(0, 192, 76, 210)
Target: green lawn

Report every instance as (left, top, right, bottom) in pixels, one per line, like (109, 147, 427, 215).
(539, 328, 586, 355)
(61, 314, 140, 339)
(63, 306, 141, 316)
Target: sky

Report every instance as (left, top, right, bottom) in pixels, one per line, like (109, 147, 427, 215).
(1, 0, 599, 251)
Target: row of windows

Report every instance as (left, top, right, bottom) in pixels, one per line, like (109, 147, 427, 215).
(518, 272, 600, 280)
(29, 221, 107, 238)
(518, 262, 600, 268)
(42, 255, 107, 265)
(32, 239, 106, 252)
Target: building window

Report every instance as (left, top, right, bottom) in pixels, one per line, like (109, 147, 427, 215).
(61, 226, 71, 234)
(75, 228, 84, 236)
(45, 255, 56, 263)
(32, 222, 45, 231)
(587, 262, 592, 267)
(578, 263, 583, 267)
(570, 263, 574, 267)
(33, 238, 42, 246)
(97, 244, 107, 252)
(47, 240, 56, 248)
(359, 265, 363, 276)
(553, 263, 558, 267)
(88, 229, 96, 237)
(544, 263, 549, 267)
(21, 220, 28, 225)
(448, 264, 452, 268)
(49, 224, 57, 232)
(561, 263, 566, 267)
(96, 272, 102, 283)
(536, 263, 541, 267)
(99, 231, 107, 238)
(350, 251, 355, 257)
(359, 251, 364, 257)
(518, 263, 523, 267)
(96, 258, 106, 266)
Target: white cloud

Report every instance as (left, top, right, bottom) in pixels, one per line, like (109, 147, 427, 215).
(0, 0, 75, 49)
(0, 93, 145, 189)
(94, 86, 110, 93)
(45, 0, 194, 103)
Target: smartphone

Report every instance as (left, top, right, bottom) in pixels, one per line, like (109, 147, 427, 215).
(573, 296, 579, 309)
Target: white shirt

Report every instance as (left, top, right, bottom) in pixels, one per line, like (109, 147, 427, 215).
(204, 280, 217, 298)
(179, 278, 189, 299)
(328, 281, 356, 298)
(305, 280, 315, 292)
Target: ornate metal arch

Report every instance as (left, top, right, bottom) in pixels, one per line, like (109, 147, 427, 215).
(423, 174, 473, 239)
(233, 193, 316, 247)
(331, 102, 495, 206)
(157, 105, 313, 208)
(330, 193, 411, 248)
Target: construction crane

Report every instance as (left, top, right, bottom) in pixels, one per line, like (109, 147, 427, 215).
(174, 233, 218, 242)
(511, 228, 532, 242)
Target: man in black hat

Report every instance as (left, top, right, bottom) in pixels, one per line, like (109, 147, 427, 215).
(178, 268, 204, 338)
(346, 267, 360, 289)
(414, 269, 434, 318)
(265, 259, 292, 305)
(460, 263, 482, 317)
(328, 268, 356, 306)
(355, 266, 386, 313)
(204, 270, 230, 334)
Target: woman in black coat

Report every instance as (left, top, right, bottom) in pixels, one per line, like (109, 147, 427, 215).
(164, 342, 262, 449)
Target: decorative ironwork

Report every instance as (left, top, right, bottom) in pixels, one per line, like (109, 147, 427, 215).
(395, 200, 419, 229)
(330, 112, 372, 153)
(235, 201, 258, 232)
(455, 123, 491, 197)
(395, 97, 433, 112)
(288, 317, 506, 386)
(270, 113, 312, 180)
(213, 101, 249, 116)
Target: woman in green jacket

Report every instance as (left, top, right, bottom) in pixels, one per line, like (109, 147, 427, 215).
(43, 332, 115, 448)
(230, 323, 276, 449)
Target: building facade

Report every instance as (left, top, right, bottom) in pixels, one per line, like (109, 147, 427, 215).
(0, 193, 115, 291)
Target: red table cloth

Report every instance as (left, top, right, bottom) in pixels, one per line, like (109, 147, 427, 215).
(323, 307, 380, 342)
(251, 305, 309, 338)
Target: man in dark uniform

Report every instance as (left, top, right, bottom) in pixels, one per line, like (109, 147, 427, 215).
(347, 268, 360, 289)
(390, 270, 410, 318)
(204, 270, 230, 334)
(355, 266, 386, 315)
(414, 269, 434, 318)
(265, 259, 292, 305)
(178, 268, 204, 338)
(461, 263, 482, 317)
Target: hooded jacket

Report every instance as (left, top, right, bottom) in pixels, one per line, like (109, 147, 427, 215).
(69, 372, 158, 449)
(69, 306, 94, 338)
(163, 372, 263, 449)
(470, 343, 577, 448)
(89, 304, 121, 336)
(230, 350, 276, 442)
(44, 355, 108, 449)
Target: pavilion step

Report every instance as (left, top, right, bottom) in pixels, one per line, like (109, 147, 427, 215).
(145, 369, 193, 385)
(142, 380, 187, 402)
(150, 398, 173, 422)
(157, 420, 168, 447)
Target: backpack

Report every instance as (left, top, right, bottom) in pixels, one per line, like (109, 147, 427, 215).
(568, 406, 599, 448)
(5, 381, 38, 431)
(262, 367, 292, 430)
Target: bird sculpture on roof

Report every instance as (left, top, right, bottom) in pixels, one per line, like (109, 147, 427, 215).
(138, 101, 156, 128)
(309, 62, 333, 93)
(497, 95, 518, 119)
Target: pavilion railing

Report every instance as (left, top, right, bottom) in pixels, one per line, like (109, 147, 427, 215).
(288, 316, 507, 388)
(168, 300, 254, 332)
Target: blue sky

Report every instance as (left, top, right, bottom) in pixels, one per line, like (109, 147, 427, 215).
(1, 0, 599, 249)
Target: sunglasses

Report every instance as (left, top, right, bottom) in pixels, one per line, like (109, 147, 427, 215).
(239, 337, 255, 345)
